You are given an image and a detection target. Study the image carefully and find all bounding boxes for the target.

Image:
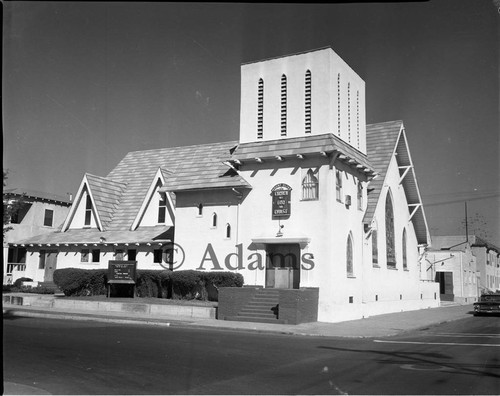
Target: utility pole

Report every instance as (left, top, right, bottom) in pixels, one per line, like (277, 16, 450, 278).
(465, 201, 468, 242)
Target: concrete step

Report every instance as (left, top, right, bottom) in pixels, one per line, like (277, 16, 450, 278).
(244, 301, 278, 309)
(225, 316, 287, 324)
(238, 310, 277, 318)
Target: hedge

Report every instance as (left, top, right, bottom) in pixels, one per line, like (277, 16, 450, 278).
(53, 268, 107, 296)
(53, 268, 244, 300)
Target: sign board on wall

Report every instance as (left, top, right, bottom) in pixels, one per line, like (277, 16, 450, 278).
(271, 183, 292, 219)
(108, 260, 137, 284)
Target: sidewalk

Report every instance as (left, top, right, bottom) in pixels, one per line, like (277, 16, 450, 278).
(3, 295, 474, 338)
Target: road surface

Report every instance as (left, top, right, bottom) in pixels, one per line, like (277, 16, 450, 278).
(3, 315, 499, 394)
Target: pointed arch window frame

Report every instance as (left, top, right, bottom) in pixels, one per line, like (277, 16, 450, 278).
(346, 232, 354, 277)
(385, 190, 396, 269)
(302, 168, 319, 201)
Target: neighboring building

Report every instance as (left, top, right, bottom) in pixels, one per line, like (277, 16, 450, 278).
(425, 239, 479, 304)
(430, 236, 500, 294)
(3, 189, 71, 284)
(13, 47, 440, 322)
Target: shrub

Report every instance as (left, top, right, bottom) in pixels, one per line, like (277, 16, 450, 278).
(13, 277, 33, 288)
(202, 272, 244, 288)
(135, 270, 171, 298)
(53, 268, 107, 296)
(201, 272, 244, 301)
(170, 270, 205, 300)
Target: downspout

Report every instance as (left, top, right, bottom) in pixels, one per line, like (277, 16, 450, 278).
(460, 253, 464, 298)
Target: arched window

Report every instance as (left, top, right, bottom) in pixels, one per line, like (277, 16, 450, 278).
(302, 169, 318, 200)
(197, 203, 203, 216)
(346, 233, 354, 276)
(212, 212, 217, 228)
(402, 228, 408, 270)
(337, 73, 341, 136)
(84, 194, 92, 226)
(281, 74, 287, 136)
(336, 170, 343, 202)
(158, 194, 167, 223)
(226, 224, 231, 239)
(385, 192, 396, 268)
(372, 229, 379, 266)
(347, 82, 351, 143)
(257, 78, 264, 139)
(356, 90, 360, 148)
(357, 181, 363, 210)
(305, 70, 311, 134)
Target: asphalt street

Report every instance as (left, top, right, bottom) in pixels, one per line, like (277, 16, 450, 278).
(3, 315, 499, 395)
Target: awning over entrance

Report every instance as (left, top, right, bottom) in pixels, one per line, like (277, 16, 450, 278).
(251, 237, 311, 249)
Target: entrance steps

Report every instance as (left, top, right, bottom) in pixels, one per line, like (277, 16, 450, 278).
(225, 289, 287, 324)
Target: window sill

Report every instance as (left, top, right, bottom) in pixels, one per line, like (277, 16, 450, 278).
(301, 198, 319, 202)
(347, 275, 356, 279)
(372, 264, 380, 268)
(387, 267, 398, 270)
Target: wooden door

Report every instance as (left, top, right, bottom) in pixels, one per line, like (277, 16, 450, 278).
(43, 250, 58, 282)
(265, 244, 300, 289)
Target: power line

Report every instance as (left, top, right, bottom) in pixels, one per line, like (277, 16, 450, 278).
(424, 193, 500, 207)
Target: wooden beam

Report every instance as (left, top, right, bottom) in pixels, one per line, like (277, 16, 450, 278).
(254, 157, 263, 163)
(296, 154, 304, 160)
(275, 156, 283, 161)
(233, 159, 242, 165)
(399, 166, 413, 184)
(408, 203, 421, 221)
(320, 151, 328, 157)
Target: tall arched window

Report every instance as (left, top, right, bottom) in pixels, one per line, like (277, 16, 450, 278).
(402, 228, 408, 270)
(372, 229, 379, 267)
(302, 169, 318, 200)
(226, 223, 231, 239)
(356, 90, 360, 148)
(347, 82, 351, 143)
(337, 73, 341, 136)
(346, 233, 354, 276)
(212, 212, 217, 228)
(84, 194, 92, 226)
(257, 78, 264, 139)
(281, 74, 287, 136)
(336, 170, 343, 202)
(385, 192, 396, 268)
(357, 181, 363, 210)
(305, 70, 311, 134)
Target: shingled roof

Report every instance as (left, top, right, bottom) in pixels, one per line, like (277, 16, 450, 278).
(363, 120, 430, 245)
(230, 133, 375, 178)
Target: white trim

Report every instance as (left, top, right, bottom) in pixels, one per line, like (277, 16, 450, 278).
(130, 168, 175, 230)
(61, 174, 103, 232)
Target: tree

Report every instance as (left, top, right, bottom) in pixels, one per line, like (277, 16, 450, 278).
(3, 170, 27, 241)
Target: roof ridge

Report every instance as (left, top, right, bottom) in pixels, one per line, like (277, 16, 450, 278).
(366, 120, 404, 128)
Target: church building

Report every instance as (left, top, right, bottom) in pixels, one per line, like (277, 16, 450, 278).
(13, 47, 439, 323)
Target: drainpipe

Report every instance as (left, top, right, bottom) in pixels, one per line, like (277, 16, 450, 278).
(460, 253, 464, 299)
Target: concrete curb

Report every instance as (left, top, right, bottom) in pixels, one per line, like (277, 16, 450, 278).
(3, 303, 474, 338)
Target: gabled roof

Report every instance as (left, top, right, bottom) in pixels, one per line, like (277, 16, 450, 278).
(230, 133, 376, 179)
(3, 188, 71, 205)
(85, 174, 127, 229)
(363, 120, 430, 245)
(105, 141, 250, 230)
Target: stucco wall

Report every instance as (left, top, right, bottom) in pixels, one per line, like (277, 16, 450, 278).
(240, 48, 366, 153)
(22, 245, 170, 283)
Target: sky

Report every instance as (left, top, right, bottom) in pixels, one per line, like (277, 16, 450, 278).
(3, 1, 499, 244)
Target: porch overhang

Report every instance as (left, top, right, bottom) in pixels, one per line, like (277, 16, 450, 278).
(251, 237, 311, 249)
